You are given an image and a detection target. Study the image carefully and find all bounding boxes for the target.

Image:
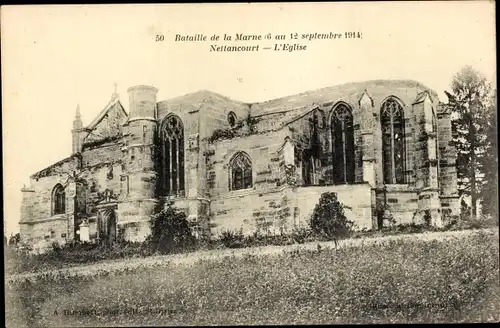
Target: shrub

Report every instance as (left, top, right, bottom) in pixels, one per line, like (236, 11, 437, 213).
(391, 223, 427, 234)
(146, 205, 196, 254)
(309, 192, 353, 240)
(8, 233, 21, 246)
(290, 226, 319, 244)
(218, 229, 245, 248)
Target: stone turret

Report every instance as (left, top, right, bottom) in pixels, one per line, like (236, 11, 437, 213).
(116, 85, 159, 241)
(71, 104, 86, 154)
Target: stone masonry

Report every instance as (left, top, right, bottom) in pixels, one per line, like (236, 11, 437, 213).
(19, 80, 460, 252)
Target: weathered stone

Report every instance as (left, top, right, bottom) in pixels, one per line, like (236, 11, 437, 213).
(20, 80, 460, 251)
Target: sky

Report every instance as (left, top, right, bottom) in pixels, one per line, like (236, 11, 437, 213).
(1, 2, 496, 235)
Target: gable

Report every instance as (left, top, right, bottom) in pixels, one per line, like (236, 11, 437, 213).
(83, 100, 128, 145)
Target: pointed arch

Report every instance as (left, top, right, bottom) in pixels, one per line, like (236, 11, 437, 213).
(380, 95, 405, 108)
(52, 184, 66, 215)
(381, 96, 406, 184)
(227, 111, 237, 128)
(161, 114, 185, 196)
(229, 151, 253, 191)
(331, 102, 355, 184)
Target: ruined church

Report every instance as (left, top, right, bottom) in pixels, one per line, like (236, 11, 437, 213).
(20, 80, 460, 250)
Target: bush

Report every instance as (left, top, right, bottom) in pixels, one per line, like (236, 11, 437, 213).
(146, 205, 196, 254)
(219, 229, 245, 248)
(290, 226, 309, 244)
(310, 192, 353, 240)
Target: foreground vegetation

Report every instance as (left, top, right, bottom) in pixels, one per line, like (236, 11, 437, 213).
(6, 193, 497, 276)
(5, 229, 499, 326)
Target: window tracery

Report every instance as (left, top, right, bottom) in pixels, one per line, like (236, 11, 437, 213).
(230, 152, 252, 191)
(161, 115, 185, 196)
(381, 98, 406, 184)
(331, 103, 355, 184)
(52, 184, 66, 215)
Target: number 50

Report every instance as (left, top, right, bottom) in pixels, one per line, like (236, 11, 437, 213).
(156, 35, 164, 42)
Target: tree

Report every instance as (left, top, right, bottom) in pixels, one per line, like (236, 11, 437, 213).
(146, 204, 195, 253)
(478, 89, 498, 218)
(445, 66, 493, 219)
(8, 233, 20, 246)
(310, 192, 353, 246)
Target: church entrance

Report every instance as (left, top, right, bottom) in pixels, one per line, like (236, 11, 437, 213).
(97, 207, 118, 244)
(95, 189, 119, 244)
(106, 211, 117, 243)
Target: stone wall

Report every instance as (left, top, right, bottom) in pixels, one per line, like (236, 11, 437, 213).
(382, 185, 419, 224)
(116, 200, 157, 242)
(209, 187, 290, 236)
(81, 142, 123, 200)
(209, 183, 374, 236)
(21, 155, 81, 225)
(291, 184, 374, 230)
(19, 216, 70, 253)
(207, 129, 290, 199)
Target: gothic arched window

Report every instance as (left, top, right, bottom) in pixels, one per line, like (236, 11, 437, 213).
(52, 184, 66, 215)
(228, 111, 237, 128)
(331, 103, 355, 184)
(161, 115, 185, 196)
(230, 152, 252, 191)
(381, 98, 406, 184)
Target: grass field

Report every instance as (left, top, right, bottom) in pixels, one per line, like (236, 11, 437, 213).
(5, 229, 499, 326)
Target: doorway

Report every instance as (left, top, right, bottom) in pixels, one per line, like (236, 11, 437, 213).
(106, 211, 117, 243)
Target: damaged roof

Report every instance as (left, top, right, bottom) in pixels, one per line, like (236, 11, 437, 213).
(249, 79, 440, 116)
(156, 79, 440, 135)
(86, 97, 128, 130)
(30, 153, 81, 180)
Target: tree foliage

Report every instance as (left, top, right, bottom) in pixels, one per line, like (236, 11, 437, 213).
(310, 192, 353, 239)
(478, 89, 498, 217)
(445, 66, 495, 217)
(8, 233, 21, 246)
(146, 204, 196, 253)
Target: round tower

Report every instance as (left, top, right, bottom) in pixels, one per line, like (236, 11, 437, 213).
(126, 85, 158, 199)
(117, 85, 159, 242)
(127, 85, 158, 121)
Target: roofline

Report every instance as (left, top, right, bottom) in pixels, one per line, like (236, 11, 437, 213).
(86, 98, 128, 130)
(30, 153, 82, 179)
(155, 79, 441, 110)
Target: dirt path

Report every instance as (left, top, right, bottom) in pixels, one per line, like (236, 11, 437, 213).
(6, 228, 497, 283)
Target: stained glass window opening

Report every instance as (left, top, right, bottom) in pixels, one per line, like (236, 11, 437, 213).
(53, 184, 66, 215)
(162, 115, 185, 196)
(381, 98, 406, 184)
(230, 152, 252, 191)
(331, 104, 355, 184)
(228, 112, 237, 128)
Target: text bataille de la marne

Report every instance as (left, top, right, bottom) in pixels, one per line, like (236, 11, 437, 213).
(173, 32, 362, 52)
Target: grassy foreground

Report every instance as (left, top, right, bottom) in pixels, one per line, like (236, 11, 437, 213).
(5, 229, 499, 326)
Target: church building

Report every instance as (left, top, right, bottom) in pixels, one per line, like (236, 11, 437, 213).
(19, 80, 460, 250)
